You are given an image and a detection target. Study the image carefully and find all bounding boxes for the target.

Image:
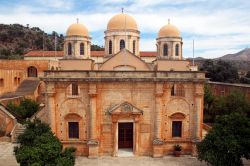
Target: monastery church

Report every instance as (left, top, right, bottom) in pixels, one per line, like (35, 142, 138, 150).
(0, 12, 206, 158)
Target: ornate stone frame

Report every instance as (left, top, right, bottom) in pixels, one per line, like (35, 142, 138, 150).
(107, 102, 143, 156)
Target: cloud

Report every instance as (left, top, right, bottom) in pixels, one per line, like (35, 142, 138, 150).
(0, 0, 250, 58)
(37, 0, 74, 10)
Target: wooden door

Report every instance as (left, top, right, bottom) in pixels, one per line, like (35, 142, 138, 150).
(118, 123, 133, 149)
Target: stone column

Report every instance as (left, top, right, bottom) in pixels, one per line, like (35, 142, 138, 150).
(46, 82, 56, 133)
(134, 116, 140, 155)
(87, 83, 99, 158)
(112, 118, 118, 156)
(153, 83, 164, 158)
(192, 83, 204, 156)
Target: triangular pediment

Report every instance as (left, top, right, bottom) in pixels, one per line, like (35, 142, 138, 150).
(99, 49, 150, 71)
(108, 102, 143, 115)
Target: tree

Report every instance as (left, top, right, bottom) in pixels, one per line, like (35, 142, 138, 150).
(197, 112, 250, 166)
(14, 119, 76, 166)
(203, 85, 215, 122)
(200, 60, 239, 83)
(203, 89, 250, 123)
(246, 71, 250, 78)
(7, 98, 39, 120)
(91, 44, 104, 51)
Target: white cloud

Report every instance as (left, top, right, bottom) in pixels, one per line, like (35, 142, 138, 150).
(37, 0, 74, 10)
(0, 0, 250, 58)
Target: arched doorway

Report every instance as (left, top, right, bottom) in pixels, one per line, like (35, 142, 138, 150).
(27, 66, 37, 77)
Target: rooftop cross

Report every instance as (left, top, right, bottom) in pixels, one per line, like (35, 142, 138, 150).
(168, 18, 170, 24)
(76, 18, 79, 23)
(122, 7, 124, 13)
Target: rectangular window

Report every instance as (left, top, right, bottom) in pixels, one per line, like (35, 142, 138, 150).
(68, 122, 79, 139)
(0, 79, 4, 87)
(172, 121, 182, 137)
(72, 83, 78, 96)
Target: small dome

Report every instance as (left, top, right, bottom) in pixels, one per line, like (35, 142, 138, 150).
(107, 13, 138, 31)
(66, 23, 89, 37)
(158, 23, 180, 38)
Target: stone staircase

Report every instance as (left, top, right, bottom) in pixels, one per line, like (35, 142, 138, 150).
(11, 123, 26, 143)
(0, 78, 40, 99)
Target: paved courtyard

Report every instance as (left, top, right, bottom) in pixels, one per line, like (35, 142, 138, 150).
(0, 142, 249, 166)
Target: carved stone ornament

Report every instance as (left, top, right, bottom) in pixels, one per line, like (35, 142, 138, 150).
(87, 139, 99, 145)
(153, 138, 164, 145)
(107, 102, 143, 115)
(121, 103, 132, 112)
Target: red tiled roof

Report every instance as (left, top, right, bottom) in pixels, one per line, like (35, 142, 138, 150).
(25, 51, 64, 57)
(91, 51, 105, 57)
(139, 51, 157, 57)
(24, 50, 157, 57)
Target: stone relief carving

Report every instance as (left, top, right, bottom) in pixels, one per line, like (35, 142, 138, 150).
(121, 103, 132, 112)
(153, 138, 164, 145)
(87, 139, 99, 145)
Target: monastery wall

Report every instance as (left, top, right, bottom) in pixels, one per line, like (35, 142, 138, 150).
(0, 69, 25, 95)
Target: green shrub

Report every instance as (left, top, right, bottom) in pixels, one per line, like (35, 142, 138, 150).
(7, 98, 39, 120)
(14, 119, 76, 166)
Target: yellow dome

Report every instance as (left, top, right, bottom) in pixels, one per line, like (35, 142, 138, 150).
(107, 13, 138, 31)
(158, 23, 180, 38)
(66, 23, 89, 37)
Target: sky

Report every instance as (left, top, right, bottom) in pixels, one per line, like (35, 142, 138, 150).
(0, 0, 250, 58)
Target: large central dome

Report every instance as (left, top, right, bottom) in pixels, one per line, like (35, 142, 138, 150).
(107, 13, 138, 31)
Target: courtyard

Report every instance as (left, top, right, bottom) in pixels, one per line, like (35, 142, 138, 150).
(1, 142, 249, 166)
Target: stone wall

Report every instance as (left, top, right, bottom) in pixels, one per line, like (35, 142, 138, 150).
(42, 71, 205, 157)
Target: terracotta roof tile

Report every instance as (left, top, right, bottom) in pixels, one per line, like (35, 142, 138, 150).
(24, 50, 157, 57)
(25, 51, 64, 57)
(139, 51, 157, 57)
(91, 51, 105, 57)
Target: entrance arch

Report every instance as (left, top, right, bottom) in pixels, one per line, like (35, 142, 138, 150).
(27, 66, 37, 77)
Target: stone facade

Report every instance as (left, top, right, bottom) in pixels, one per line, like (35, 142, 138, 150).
(42, 71, 205, 157)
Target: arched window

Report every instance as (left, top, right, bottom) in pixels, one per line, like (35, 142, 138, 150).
(133, 40, 136, 54)
(68, 43, 72, 55)
(163, 44, 168, 56)
(171, 84, 185, 97)
(175, 44, 179, 56)
(80, 43, 84, 55)
(27, 66, 37, 77)
(109, 40, 112, 54)
(120, 40, 125, 50)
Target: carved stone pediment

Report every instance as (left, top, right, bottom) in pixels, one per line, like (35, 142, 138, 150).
(107, 102, 143, 115)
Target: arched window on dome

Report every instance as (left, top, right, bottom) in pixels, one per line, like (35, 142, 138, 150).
(68, 43, 72, 55)
(163, 44, 168, 56)
(109, 40, 112, 55)
(133, 40, 136, 54)
(120, 40, 125, 50)
(80, 43, 84, 55)
(175, 44, 179, 56)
